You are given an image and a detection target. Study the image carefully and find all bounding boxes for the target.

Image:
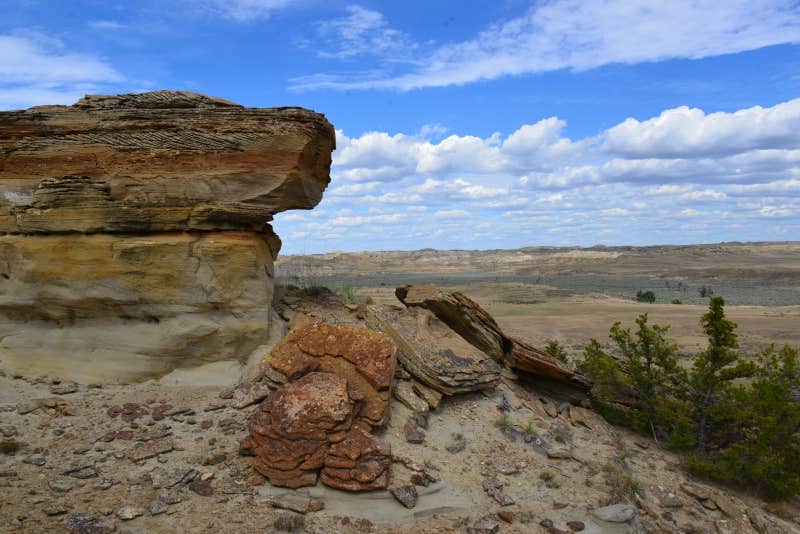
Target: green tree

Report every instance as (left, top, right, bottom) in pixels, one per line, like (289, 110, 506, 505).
(609, 314, 682, 438)
(636, 290, 656, 303)
(688, 345, 800, 500)
(578, 314, 682, 439)
(545, 339, 569, 364)
(686, 297, 754, 452)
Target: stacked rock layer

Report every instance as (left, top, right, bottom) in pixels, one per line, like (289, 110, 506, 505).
(0, 91, 335, 382)
(247, 322, 395, 490)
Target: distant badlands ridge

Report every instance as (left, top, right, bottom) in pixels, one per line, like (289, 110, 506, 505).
(276, 241, 800, 277)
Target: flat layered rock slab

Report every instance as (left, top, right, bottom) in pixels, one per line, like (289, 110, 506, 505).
(0, 91, 335, 234)
(368, 305, 500, 395)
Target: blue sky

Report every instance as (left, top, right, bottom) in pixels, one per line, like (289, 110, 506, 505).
(2, 0, 800, 253)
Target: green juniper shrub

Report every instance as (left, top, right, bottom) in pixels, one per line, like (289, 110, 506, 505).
(578, 314, 683, 440)
(687, 344, 800, 500)
(635, 290, 656, 303)
(683, 297, 755, 453)
(544, 339, 569, 364)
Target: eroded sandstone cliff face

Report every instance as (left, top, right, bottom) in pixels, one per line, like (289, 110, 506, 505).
(0, 91, 334, 382)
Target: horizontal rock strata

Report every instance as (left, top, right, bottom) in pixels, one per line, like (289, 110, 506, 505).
(0, 91, 334, 382)
(0, 91, 334, 234)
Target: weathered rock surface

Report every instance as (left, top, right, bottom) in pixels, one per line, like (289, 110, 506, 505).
(247, 363, 392, 491)
(368, 305, 500, 395)
(0, 91, 334, 234)
(395, 284, 506, 361)
(320, 426, 392, 492)
(0, 91, 334, 382)
(267, 321, 396, 426)
(396, 284, 591, 393)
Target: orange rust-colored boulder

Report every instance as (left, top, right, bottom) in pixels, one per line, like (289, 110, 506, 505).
(268, 322, 396, 426)
(248, 372, 354, 488)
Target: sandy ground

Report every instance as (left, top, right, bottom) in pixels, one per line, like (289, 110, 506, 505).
(1, 363, 797, 533)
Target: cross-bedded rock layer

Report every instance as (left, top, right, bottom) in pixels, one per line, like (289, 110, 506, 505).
(0, 91, 335, 382)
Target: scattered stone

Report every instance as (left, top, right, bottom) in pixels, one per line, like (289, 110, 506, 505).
(48, 478, 74, 493)
(148, 499, 168, 516)
(0, 425, 17, 437)
(404, 419, 425, 444)
(412, 410, 429, 429)
(566, 520, 585, 532)
(681, 482, 712, 501)
(546, 446, 573, 459)
(553, 502, 568, 510)
(24, 455, 46, 466)
(410, 471, 438, 487)
(189, 479, 214, 496)
(64, 512, 115, 533)
(652, 485, 684, 508)
(150, 468, 197, 489)
(593, 504, 636, 523)
(94, 479, 114, 490)
(542, 401, 559, 418)
(200, 420, 213, 430)
(17, 399, 41, 415)
(412, 380, 443, 410)
(390, 485, 418, 509)
(394, 381, 429, 413)
(268, 492, 312, 514)
(203, 451, 227, 466)
(493, 458, 521, 475)
(231, 382, 273, 409)
(307, 500, 325, 512)
(45, 503, 68, 516)
(482, 477, 514, 506)
(116, 505, 143, 521)
(128, 438, 173, 462)
(472, 515, 500, 534)
(497, 510, 514, 523)
(219, 388, 234, 400)
(445, 432, 466, 453)
(567, 406, 592, 428)
(50, 382, 79, 395)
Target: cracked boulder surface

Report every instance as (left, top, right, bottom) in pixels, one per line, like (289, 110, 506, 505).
(266, 321, 397, 426)
(247, 370, 392, 491)
(0, 91, 335, 383)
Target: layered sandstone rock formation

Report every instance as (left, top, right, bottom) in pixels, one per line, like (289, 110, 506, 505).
(247, 323, 395, 490)
(0, 91, 335, 382)
(395, 285, 592, 393)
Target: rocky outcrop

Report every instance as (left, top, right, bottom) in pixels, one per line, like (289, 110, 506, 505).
(368, 305, 501, 395)
(0, 91, 334, 234)
(0, 91, 335, 382)
(396, 285, 591, 393)
(248, 322, 395, 491)
(267, 321, 396, 426)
